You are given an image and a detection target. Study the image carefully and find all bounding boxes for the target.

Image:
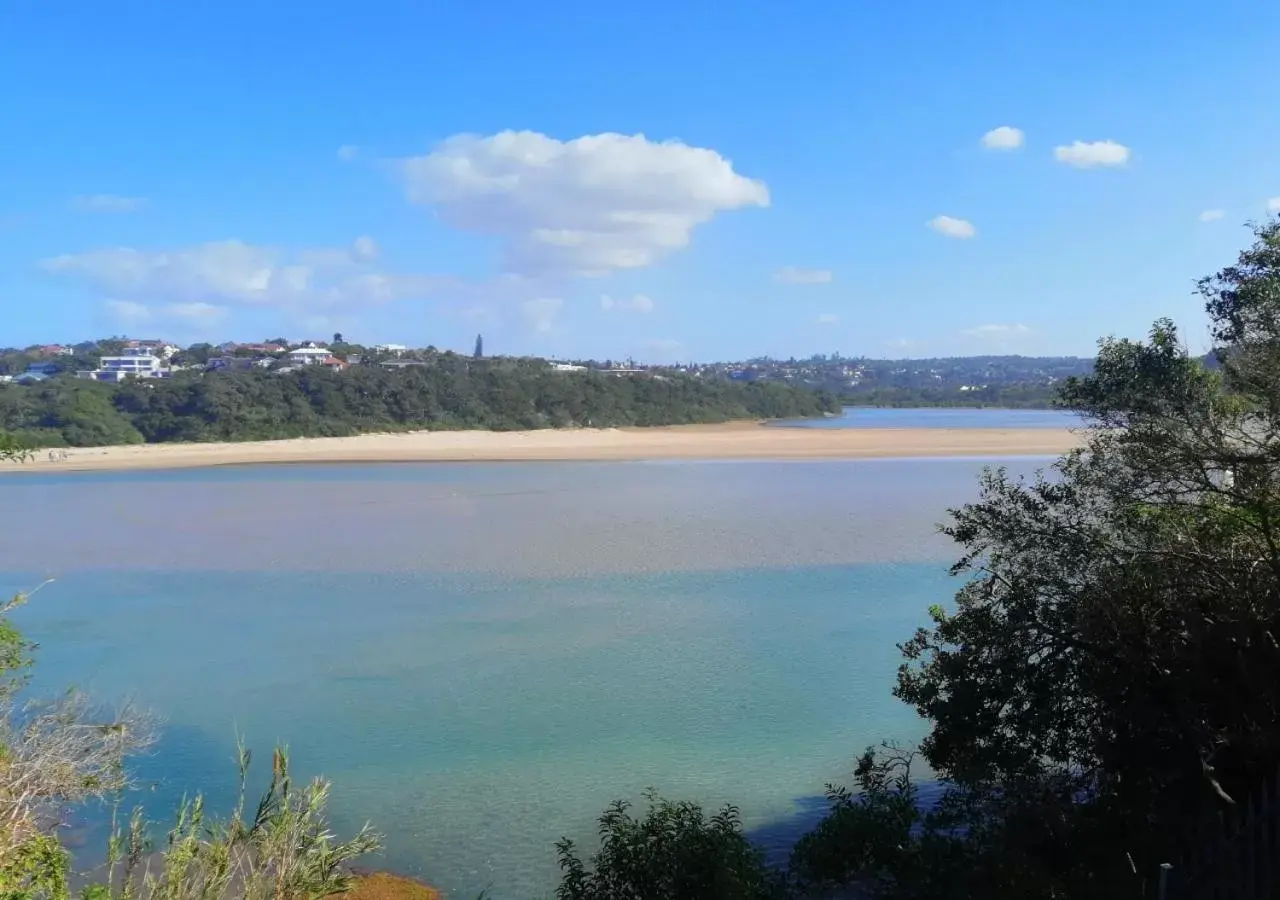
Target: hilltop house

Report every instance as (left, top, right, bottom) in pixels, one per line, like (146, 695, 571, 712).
(287, 346, 333, 366)
(124, 339, 180, 359)
(77, 347, 167, 383)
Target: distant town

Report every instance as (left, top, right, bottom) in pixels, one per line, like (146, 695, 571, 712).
(0, 334, 1099, 408)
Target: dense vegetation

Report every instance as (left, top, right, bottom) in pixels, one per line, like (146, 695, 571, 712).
(9, 221, 1280, 898)
(0, 358, 838, 448)
(838, 381, 1062, 408)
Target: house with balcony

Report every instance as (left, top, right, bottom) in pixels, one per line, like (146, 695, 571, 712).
(287, 347, 333, 366)
(77, 347, 166, 383)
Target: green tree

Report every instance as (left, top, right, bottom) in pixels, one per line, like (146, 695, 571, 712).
(0, 430, 29, 462)
(795, 218, 1280, 898)
(556, 791, 788, 900)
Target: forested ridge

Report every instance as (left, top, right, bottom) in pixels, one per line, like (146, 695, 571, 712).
(0, 357, 838, 448)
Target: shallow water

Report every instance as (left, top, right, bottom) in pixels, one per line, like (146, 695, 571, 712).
(0, 457, 1049, 897)
(775, 406, 1080, 429)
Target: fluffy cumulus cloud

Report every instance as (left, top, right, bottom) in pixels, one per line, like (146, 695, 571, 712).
(600, 293, 654, 313)
(43, 238, 442, 317)
(397, 130, 769, 277)
(73, 194, 147, 213)
(522, 297, 563, 333)
(816, 313, 840, 325)
(927, 215, 976, 239)
(1053, 140, 1130, 168)
(980, 126, 1024, 151)
(1200, 209, 1226, 222)
(774, 266, 833, 285)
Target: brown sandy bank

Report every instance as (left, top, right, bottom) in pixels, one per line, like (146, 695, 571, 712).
(0, 421, 1083, 474)
(345, 871, 441, 900)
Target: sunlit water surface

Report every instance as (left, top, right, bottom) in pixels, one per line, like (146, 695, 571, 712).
(0, 454, 1052, 897)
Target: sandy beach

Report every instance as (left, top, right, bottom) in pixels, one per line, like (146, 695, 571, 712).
(0, 422, 1082, 474)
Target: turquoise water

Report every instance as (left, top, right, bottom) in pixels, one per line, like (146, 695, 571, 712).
(0, 457, 1050, 897)
(775, 406, 1080, 429)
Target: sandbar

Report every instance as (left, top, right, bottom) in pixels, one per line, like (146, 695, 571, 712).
(0, 422, 1083, 474)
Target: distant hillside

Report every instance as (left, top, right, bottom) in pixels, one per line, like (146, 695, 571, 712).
(691, 355, 1097, 409)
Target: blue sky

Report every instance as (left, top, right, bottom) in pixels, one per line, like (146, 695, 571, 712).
(3, 1, 1279, 362)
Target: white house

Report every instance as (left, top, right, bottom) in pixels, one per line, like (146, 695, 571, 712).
(80, 347, 165, 382)
(374, 343, 408, 355)
(287, 347, 333, 366)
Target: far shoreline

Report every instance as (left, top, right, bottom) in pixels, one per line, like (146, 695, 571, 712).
(0, 420, 1083, 475)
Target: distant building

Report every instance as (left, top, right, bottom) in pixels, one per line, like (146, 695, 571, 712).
(79, 347, 165, 382)
(208, 356, 272, 372)
(287, 347, 333, 366)
(124, 339, 179, 359)
(35, 345, 73, 357)
(24, 362, 61, 377)
(320, 356, 349, 370)
(374, 343, 408, 355)
(473, 334, 484, 359)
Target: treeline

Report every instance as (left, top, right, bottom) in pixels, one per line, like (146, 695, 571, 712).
(838, 382, 1060, 408)
(0, 358, 838, 447)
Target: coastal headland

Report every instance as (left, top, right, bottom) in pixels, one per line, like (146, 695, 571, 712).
(0, 421, 1083, 474)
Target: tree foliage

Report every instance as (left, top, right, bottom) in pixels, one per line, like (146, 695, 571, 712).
(787, 218, 1280, 898)
(0, 430, 29, 463)
(555, 791, 787, 900)
(0, 359, 838, 447)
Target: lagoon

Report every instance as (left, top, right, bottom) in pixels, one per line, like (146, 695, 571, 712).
(774, 406, 1080, 429)
(0, 454, 1051, 897)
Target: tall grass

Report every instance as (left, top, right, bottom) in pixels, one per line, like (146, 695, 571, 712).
(86, 741, 381, 900)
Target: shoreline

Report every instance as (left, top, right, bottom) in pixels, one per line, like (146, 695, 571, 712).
(0, 421, 1082, 474)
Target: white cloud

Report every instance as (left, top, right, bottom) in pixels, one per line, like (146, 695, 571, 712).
(962, 323, 1032, 340)
(1053, 140, 1130, 168)
(165, 301, 226, 321)
(397, 130, 769, 277)
(1268, 197, 1280, 213)
(337, 145, 360, 162)
(816, 313, 840, 325)
(1199, 209, 1225, 222)
(927, 215, 976, 239)
(105, 299, 151, 321)
(73, 194, 147, 213)
(44, 239, 443, 311)
(980, 126, 1024, 151)
(352, 235, 379, 262)
(600, 293, 654, 313)
(103, 299, 226, 324)
(522, 297, 563, 333)
(774, 266, 833, 285)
